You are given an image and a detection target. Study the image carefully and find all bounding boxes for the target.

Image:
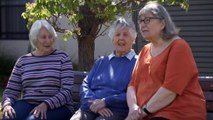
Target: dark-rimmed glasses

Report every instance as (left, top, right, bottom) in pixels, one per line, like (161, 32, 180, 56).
(138, 17, 162, 24)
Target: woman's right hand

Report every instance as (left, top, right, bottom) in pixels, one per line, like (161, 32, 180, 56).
(2, 105, 16, 119)
(125, 107, 142, 120)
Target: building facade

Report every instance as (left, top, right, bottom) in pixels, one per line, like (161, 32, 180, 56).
(0, 0, 213, 75)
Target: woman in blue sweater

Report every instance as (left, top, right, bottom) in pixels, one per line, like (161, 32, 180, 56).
(70, 17, 137, 120)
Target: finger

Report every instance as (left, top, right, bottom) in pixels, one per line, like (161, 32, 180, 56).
(40, 111, 44, 119)
(44, 112, 47, 119)
(98, 111, 105, 117)
(4, 111, 9, 119)
(41, 111, 46, 120)
(101, 109, 112, 117)
(93, 105, 99, 112)
(33, 109, 39, 118)
(105, 108, 113, 116)
(11, 108, 16, 118)
(8, 109, 15, 119)
(30, 108, 35, 114)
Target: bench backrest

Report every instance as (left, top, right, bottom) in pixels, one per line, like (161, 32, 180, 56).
(71, 71, 213, 118)
(72, 71, 88, 110)
(199, 76, 213, 120)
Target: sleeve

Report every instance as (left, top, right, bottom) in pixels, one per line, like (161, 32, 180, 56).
(79, 59, 102, 109)
(2, 58, 23, 110)
(44, 54, 74, 109)
(104, 93, 127, 107)
(163, 40, 198, 95)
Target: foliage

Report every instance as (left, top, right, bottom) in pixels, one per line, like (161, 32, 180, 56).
(0, 56, 15, 76)
(22, 0, 188, 71)
(0, 87, 3, 118)
(0, 55, 15, 88)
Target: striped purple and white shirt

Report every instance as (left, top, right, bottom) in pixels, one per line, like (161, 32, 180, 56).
(2, 50, 74, 112)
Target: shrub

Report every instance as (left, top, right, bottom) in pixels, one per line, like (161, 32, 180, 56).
(0, 55, 16, 88)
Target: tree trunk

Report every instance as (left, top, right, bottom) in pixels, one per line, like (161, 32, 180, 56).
(78, 37, 94, 71)
(78, 6, 100, 71)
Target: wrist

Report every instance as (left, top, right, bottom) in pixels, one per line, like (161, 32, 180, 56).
(142, 107, 152, 115)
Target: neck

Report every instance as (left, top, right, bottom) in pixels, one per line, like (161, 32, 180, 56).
(151, 38, 165, 48)
(115, 50, 130, 57)
(33, 48, 54, 56)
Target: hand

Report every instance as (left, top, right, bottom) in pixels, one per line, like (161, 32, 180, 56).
(2, 105, 16, 119)
(89, 99, 105, 113)
(125, 107, 142, 120)
(31, 102, 48, 119)
(98, 108, 113, 117)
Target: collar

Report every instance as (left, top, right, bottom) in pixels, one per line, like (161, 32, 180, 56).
(108, 49, 136, 61)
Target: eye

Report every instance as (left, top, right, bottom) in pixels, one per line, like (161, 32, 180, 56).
(144, 18, 151, 24)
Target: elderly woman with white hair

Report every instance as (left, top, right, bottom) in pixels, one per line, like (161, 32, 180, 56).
(70, 17, 137, 120)
(1, 20, 74, 120)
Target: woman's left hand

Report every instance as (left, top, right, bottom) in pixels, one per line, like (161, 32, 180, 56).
(89, 99, 105, 113)
(31, 102, 48, 119)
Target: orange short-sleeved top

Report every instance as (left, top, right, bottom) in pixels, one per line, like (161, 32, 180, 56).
(129, 39, 206, 120)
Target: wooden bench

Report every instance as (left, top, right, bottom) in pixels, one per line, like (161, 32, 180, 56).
(199, 76, 213, 120)
(72, 71, 88, 111)
(71, 71, 213, 119)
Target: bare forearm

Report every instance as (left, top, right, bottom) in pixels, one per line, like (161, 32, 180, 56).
(127, 86, 139, 111)
(144, 87, 177, 113)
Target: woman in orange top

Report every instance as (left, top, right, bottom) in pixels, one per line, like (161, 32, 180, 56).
(125, 1, 206, 120)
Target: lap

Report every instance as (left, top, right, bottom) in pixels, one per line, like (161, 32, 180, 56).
(25, 106, 72, 120)
(149, 117, 169, 120)
(2, 100, 35, 120)
(70, 109, 126, 120)
(2, 100, 72, 120)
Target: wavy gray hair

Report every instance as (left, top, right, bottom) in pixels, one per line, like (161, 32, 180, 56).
(139, 1, 179, 40)
(29, 20, 57, 49)
(108, 17, 137, 43)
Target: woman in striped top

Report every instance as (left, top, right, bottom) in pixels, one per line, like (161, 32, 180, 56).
(1, 20, 74, 120)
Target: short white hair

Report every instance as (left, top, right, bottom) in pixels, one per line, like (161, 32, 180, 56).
(29, 20, 57, 49)
(108, 17, 137, 42)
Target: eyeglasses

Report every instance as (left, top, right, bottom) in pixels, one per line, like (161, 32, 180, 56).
(138, 17, 162, 24)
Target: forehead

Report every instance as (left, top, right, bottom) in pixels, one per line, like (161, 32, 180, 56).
(39, 27, 50, 35)
(140, 12, 155, 18)
(115, 27, 130, 33)
(139, 4, 159, 17)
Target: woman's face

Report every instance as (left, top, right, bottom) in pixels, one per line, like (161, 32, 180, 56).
(139, 12, 165, 42)
(36, 27, 54, 52)
(113, 27, 134, 56)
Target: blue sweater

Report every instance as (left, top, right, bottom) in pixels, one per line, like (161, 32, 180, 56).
(80, 50, 137, 114)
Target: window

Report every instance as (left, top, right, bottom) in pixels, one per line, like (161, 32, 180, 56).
(0, 0, 32, 40)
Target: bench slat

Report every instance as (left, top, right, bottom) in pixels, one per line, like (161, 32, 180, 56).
(207, 112, 213, 120)
(71, 71, 213, 119)
(199, 78, 213, 91)
(73, 71, 87, 84)
(204, 91, 213, 101)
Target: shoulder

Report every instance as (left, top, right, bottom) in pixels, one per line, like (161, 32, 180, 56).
(95, 56, 108, 62)
(142, 43, 151, 51)
(171, 38, 191, 50)
(18, 53, 33, 61)
(53, 50, 70, 58)
(14, 53, 33, 66)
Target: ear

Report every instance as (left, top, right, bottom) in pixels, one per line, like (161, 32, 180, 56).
(160, 19, 165, 30)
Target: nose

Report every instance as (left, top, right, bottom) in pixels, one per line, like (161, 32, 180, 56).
(118, 34, 125, 40)
(46, 36, 53, 40)
(139, 21, 146, 27)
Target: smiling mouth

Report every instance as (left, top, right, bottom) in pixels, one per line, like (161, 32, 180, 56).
(142, 30, 148, 33)
(118, 42, 125, 46)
